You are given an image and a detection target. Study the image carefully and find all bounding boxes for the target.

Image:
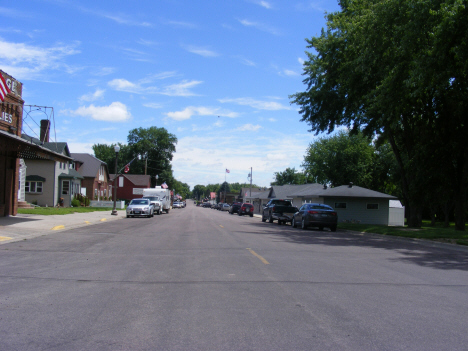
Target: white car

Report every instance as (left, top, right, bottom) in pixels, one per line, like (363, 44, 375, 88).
(173, 201, 182, 208)
(126, 198, 154, 218)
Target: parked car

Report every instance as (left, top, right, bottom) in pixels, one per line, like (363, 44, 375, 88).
(229, 202, 242, 214)
(291, 203, 338, 231)
(142, 196, 162, 215)
(173, 201, 182, 208)
(126, 198, 154, 218)
(238, 203, 254, 217)
(220, 203, 231, 211)
(262, 199, 296, 224)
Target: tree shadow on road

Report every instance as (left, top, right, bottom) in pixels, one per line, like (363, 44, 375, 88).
(239, 221, 468, 272)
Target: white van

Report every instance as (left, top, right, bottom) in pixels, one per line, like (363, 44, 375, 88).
(142, 187, 171, 214)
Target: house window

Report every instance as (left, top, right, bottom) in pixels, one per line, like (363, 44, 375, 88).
(62, 180, 70, 195)
(25, 181, 43, 193)
(367, 203, 379, 210)
(335, 202, 347, 209)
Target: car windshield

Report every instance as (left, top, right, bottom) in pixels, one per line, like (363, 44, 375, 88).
(144, 196, 159, 201)
(130, 199, 149, 205)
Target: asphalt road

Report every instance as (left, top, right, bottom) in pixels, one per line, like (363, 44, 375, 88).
(1, 203, 467, 350)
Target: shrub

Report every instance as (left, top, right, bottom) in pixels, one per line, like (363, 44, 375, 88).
(71, 198, 80, 207)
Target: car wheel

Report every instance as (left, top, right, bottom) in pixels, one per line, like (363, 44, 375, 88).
(301, 219, 307, 230)
(126, 215, 130, 218)
(261, 214, 266, 222)
(268, 214, 273, 223)
(318, 226, 323, 231)
(278, 220, 282, 225)
(292, 218, 296, 228)
(250, 214, 253, 217)
(331, 225, 337, 232)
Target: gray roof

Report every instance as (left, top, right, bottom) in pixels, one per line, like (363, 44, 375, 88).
(292, 184, 397, 199)
(269, 184, 311, 199)
(21, 133, 71, 157)
(109, 174, 151, 187)
(58, 169, 84, 179)
(245, 190, 270, 200)
(71, 153, 108, 178)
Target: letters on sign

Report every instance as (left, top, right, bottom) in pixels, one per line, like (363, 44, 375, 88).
(0, 112, 13, 124)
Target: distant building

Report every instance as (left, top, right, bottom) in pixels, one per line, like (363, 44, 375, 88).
(109, 174, 151, 201)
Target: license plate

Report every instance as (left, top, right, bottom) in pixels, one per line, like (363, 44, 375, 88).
(322, 214, 328, 217)
(134, 211, 140, 214)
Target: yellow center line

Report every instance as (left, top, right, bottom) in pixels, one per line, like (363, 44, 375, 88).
(51, 225, 65, 230)
(100, 218, 107, 222)
(219, 225, 224, 228)
(0, 236, 13, 241)
(246, 248, 270, 265)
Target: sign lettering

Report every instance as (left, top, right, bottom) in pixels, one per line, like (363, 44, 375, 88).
(0, 112, 13, 124)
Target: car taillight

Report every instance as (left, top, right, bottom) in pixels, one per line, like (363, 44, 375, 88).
(330, 212, 337, 216)
(307, 210, 318, 214)
(250, 207, 253, 212)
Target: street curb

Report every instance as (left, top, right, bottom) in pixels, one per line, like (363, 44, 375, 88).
(342, 229, 468, 253)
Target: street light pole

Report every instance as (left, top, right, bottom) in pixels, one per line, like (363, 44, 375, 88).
(155, 174, 159, 187)
(111, 145, 120, 215)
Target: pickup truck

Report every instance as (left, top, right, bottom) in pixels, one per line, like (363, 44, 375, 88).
(262, 199, 298, 225)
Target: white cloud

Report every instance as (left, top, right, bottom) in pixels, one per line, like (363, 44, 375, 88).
(298, 57, 305, 65)
(238, 19, 281, 35)
(67, 102, 132, 122)
(283, 69, 299, 76)
(108, 78, 139, 92)
(79, 89, 105, 102)
(184, 45, 220, 57)
(219, 97, 290, 111)
(161, 80, 203, 96)
(171, 132, 314, 189)
(108, 75, 199, 96)
(237, 124, 262, 131)
(0, 39, 80, 79)
(143, 102, 164, 109)
(249, 0, 273, 9)
(166, 106, 238, 121)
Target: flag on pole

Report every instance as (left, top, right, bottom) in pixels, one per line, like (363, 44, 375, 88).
(124, 164, 130, 173)
(226, 169, 230, 173)
(0, 74, 11, 102)
(161, 182, 168, 189)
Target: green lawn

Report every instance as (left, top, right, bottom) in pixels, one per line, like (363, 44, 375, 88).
(339, 220, 468, 246)
(17, 207, 124, 215)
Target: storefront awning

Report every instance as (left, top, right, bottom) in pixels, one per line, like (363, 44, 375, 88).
(0, 129, 72, 162)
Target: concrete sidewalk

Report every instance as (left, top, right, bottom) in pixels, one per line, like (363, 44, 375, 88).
(0, 210, 125, 245)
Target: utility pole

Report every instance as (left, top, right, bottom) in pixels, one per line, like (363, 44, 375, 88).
(250, 167, 252, 199)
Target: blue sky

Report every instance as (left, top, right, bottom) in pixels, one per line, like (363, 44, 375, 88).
(1, 0, 341, 189)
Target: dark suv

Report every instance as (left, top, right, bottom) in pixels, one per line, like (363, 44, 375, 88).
(229, 202, 242, 214)
(238, 203, 254, 217)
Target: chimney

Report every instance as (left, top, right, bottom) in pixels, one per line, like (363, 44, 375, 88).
(348, 182, 353, 188)
(323, 184, 327, 189)
(40, 119, 50, 143)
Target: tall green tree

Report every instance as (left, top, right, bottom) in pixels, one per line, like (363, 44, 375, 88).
(290, 0, 468, 229)
(93, 126, 178, 188)
(271, 167, 307, 186)
(302, 131, 375, 188)
(127, 127, 177, 185)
